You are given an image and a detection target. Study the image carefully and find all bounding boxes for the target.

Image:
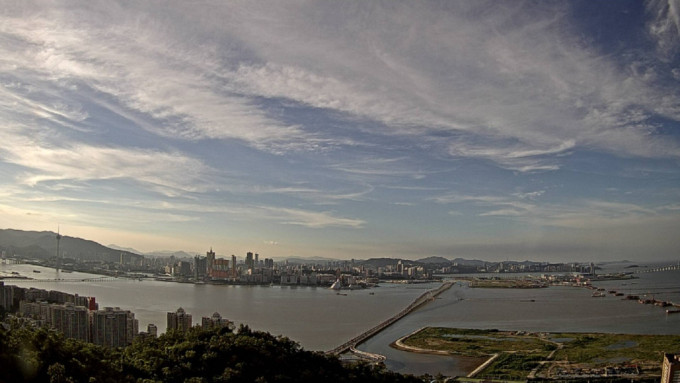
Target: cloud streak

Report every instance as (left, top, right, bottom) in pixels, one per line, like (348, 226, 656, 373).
(0, 1, 678, 260)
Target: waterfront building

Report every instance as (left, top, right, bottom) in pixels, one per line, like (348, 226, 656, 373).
(662, 354, 680, 383)
(194, 255, 207, 280)
(231, 254, 237, 277)
(173, 261, 192, 277)
(246, 252, 254, 270)
(167, 307, 192, 332)
(206, 248, 216, 275)
(210, 258, 230, 280)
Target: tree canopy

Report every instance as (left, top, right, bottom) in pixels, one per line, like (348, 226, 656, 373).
(0, 323, 422, 383)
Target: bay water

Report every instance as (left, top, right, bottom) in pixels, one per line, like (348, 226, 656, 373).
(2, 262, 679, 376)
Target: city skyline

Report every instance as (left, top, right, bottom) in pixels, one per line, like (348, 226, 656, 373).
(1, 1, 679, 262)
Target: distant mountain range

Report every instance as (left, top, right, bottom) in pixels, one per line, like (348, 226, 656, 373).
(0, 229, 142, 263)
(2, 228, 611, 266)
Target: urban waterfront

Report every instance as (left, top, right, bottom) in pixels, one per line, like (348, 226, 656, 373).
(2, 262, 679, 377)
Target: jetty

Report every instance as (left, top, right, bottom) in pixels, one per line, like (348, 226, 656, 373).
(327, 280, 454, 355)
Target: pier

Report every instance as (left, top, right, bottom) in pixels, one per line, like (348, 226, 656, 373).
(327, 281, 454, 356)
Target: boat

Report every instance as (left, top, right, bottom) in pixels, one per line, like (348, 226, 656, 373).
(666, 309, 680, 314)
(592, 292, 606, 297)
(330, 279, 342, 290)
(33, 270, 41, 273)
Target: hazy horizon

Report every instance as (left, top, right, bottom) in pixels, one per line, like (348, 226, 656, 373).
(1, 1, 679, 262)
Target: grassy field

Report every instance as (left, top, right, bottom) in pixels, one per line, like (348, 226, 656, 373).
(397, 327, 680, 380)
(548, 332, 680, 375)
(401, 327, 554, 357)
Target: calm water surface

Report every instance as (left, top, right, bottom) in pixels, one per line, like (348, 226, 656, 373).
(2, 262, 679, 377)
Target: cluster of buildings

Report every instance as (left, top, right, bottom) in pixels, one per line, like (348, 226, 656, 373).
(433, 261, 597, 275)
(162, 249, 379, 287)
(2, 281, 143, 347)
(166, 307, 233, 332)
(1, 281, 235, 348)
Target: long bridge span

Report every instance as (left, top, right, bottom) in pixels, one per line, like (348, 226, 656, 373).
(17, 276, 122, 283)
(327, 280, 454, 356)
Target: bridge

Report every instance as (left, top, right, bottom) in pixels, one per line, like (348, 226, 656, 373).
(14, 276, 124, 283)
(326, 281, 454, 356)
(632, 263, 680, 274)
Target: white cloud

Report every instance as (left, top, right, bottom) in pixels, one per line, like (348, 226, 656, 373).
(0, 126, 210, 195)
(646, 0, 680, 59)
(3, 1, 680, 171)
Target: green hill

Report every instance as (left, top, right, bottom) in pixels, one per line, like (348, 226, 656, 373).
(0, 228, 143, 264)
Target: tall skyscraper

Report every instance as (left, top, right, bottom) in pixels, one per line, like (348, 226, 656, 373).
(194, 255, 207, 280)
(246, 252, 254, 270)
(206, 248, 216, 276)
(167, 307, 192, 332)
(231, 255, 237, 277)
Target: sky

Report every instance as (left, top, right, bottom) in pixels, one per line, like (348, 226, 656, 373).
(0, 1, 679, 262)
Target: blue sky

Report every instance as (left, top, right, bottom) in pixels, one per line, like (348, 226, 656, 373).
(1, 1, 679, 262)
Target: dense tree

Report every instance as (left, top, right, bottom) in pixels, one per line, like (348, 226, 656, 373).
(0, 324, 422, 383)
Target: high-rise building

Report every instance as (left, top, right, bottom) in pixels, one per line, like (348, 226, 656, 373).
(206, 248, 216, 274)
(201, 312, 233, 330)
(231, 255, 237, 277)
(147, 324, 158, 337)
(662, 354, 680, 383)
(0, 282, 8, 311)
(50, 302, 90, 342)
(90, 307, 136, 347)
(167, 307, 192, 332)
(245, 252, 254, 270)
(194, 256, 207, 280)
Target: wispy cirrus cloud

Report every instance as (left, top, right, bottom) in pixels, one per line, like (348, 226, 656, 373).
(0, 1, 678, 260)
(0, 126, 210, 195)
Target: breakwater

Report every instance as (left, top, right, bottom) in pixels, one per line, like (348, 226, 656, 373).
(327, 281, 454, 355)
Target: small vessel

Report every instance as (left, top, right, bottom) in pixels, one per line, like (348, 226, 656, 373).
(666, 309, 680, 314)
(330, 279, 342, 290)
(592, 292, 606, 297)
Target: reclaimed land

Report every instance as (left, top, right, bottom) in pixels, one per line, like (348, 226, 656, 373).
(393, 327, 679, 381)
